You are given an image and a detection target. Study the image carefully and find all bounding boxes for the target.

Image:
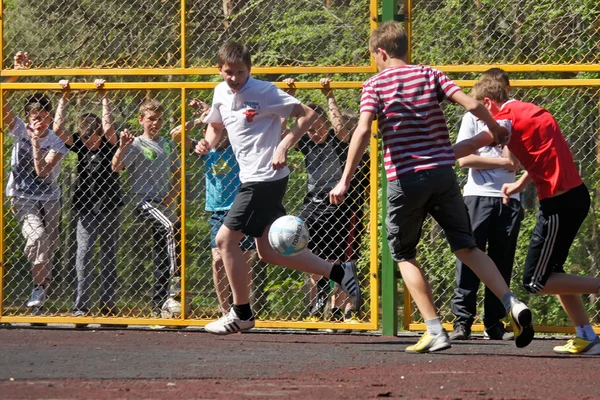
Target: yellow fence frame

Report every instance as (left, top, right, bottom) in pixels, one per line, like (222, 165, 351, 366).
(0, 81, 379, 331)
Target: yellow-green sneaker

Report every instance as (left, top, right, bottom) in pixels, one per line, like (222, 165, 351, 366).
(553, 337, 600, 355)
(405, 330, 451, 354)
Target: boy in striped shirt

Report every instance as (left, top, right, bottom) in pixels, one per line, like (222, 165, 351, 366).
(329, 21, 534, 353)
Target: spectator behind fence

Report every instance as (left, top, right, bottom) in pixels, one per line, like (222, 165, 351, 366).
(3, 52, 68, 311)
(283, 78, 369, 330)
(53, 79, 123, 320)
(194, 40, 360, 335)
(111, 99, 181, 317)
(450, 69, 523, 342)
(170, 99, 255, 316)
(329, 21, 534, 353)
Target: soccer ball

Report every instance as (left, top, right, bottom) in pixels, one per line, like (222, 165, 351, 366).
(161, 298, 183, 319)
(268, 215, 309, 256)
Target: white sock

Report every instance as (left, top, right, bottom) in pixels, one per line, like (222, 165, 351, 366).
(425, 317, 443, 335)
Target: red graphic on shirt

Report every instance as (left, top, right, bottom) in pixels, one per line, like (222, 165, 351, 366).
(243, 109, 257, 123)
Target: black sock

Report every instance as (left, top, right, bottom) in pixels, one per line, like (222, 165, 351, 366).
(233, 303, 253, 320)
(329, 263, 344, 285)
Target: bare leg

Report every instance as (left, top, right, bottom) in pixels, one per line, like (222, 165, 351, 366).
(398, 258, 438, 320)
(540, 273, 600, 295)
(211, 248, 230, 314)
(454, 247, 510, 301)
(557, 294, 590, 327)
(215, 226, 251, 305)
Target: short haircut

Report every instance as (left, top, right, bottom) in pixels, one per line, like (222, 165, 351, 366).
(24, 93, 52, 115)
(482, 67, 510, 88)
(217, 41, 252, 68)
(78, 113, 102, 137)
(139, 98, 163, 117)
(368, 22, 408, 59)
(471, 79, 509, 104)
(306, 103, 327, 119)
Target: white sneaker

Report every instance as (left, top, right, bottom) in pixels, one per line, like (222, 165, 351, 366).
(26, 285, 46, 308)
(205, 308, 255, 335)
(509, 300, 534, 348)
(339, 262, 361, 310)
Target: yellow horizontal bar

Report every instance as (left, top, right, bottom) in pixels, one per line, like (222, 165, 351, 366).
(455, 79, 600, 88)
(0, 66, 376, 77)
(0, 81, 366, 90)
(435, 64, 600, 73)
(0, 316, 376, 331)
(409, 323, 598, 335)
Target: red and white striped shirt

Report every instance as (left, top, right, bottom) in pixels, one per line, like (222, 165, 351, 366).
(360, 65, 461, 181)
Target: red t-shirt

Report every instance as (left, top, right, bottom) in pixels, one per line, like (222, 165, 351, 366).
(495, 100, 582, 200)
(360, 65, 461, 181)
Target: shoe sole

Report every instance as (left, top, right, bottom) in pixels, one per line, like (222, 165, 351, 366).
(205, 325, 255, 335)
(405, 342, 452, 354)
(513, 308, 534, 348)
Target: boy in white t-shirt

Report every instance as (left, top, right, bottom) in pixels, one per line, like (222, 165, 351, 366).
(194, 41, 361, 334)
(450, 69, 523, 341)
(3, 52, 68, 310)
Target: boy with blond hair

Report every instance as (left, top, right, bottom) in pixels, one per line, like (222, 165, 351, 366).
(112, 99, 181, 317)
(195, 41, 360, 334)
(329, 21, 534, 353)
(461, 78, 600, 355)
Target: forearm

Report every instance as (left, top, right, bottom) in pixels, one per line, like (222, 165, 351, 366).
(459, 155, 510, 170)
(327, 96, 349, 142)
(453, 131, 494, 159)
(171, 118, 204, 148)
(515, 171, 532, 190)
(102, 96, 117, 145)
(341, 126, 371, 185)
(111, 147, 127, 172)
(53, 96, 71, 142)
(279, 109, 318, 152)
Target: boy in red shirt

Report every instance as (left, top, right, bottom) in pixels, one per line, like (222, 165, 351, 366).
(460, 78, 600, 355)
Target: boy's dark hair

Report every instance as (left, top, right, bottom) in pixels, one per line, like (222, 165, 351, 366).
(306, 103, 328, 119)
(217, 41, 252, 68)
(24, 93, 52, 115)
(368, 22, 408, 59)
(78, 113, 102, 138)
(139, 98, 163, 117)
(471, 79, 509, 104)
(482, 68, 510, 89)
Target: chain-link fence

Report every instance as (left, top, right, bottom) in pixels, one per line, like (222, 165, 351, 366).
(3, 0, 375, 71)
(406, 82, 600, 331)
(0, 84, 378, 330)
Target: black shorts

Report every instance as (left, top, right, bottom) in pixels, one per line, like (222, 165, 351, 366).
(224, 176, 288, 238)
(299, 201, 364, 262)
(523, 184, 590, 293)
(386, 167, 476, 262)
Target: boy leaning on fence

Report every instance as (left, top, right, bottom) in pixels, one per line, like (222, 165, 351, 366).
(170, 99, 256, 317)
(329, 21, 534, 353)
(53, 79, 123, 320)
(111, 99, 181, 317)
(283, 77, 368, 329)
(193, 40, 360, 335)
(3, 51, 68, 311)
(457, 78, 600, 355)
(449, 69, 523, 342)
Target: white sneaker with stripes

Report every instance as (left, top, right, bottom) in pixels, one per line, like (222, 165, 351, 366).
(205, 308, 255, 335)
(339, 262, 361, 311)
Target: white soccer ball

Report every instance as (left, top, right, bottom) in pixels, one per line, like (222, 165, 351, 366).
(161, 298, 183, 319)
(268, 215, 309, 256)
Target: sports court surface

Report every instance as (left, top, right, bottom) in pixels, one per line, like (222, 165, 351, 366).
(0, 327, 598, 399)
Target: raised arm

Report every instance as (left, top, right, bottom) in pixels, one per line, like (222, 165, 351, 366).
(320, 78, 350, 143)
(329, 111, 374, 205)
(170, 99, 210, 149)
(450, 90, 510, 145)
(95, 79, 117, 146)
(53, 80, 74, 146)
(3, 51, 31, 132)
(272, 103, 318, 170)
(111, 129, 134, 172)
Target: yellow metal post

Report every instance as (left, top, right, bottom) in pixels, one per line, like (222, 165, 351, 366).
(180, 0, 186, 69)
(180, 88, 187, 319)
(0, 87, 4, 319)
(369, 121, 379, 330)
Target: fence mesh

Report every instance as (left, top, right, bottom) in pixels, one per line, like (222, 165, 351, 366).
(408, 85, 600, 328)
(1, 86, 374, 329)
(411, 0, 600, 66)
(3, 0, 374, 70)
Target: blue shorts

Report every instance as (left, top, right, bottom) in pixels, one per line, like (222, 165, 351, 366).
(209, 211, 255, 251)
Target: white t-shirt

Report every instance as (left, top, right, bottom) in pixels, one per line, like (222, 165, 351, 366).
(456, 113, 518, 199)
(6, 118, 68, 201)
(205, 76, 300, 183)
